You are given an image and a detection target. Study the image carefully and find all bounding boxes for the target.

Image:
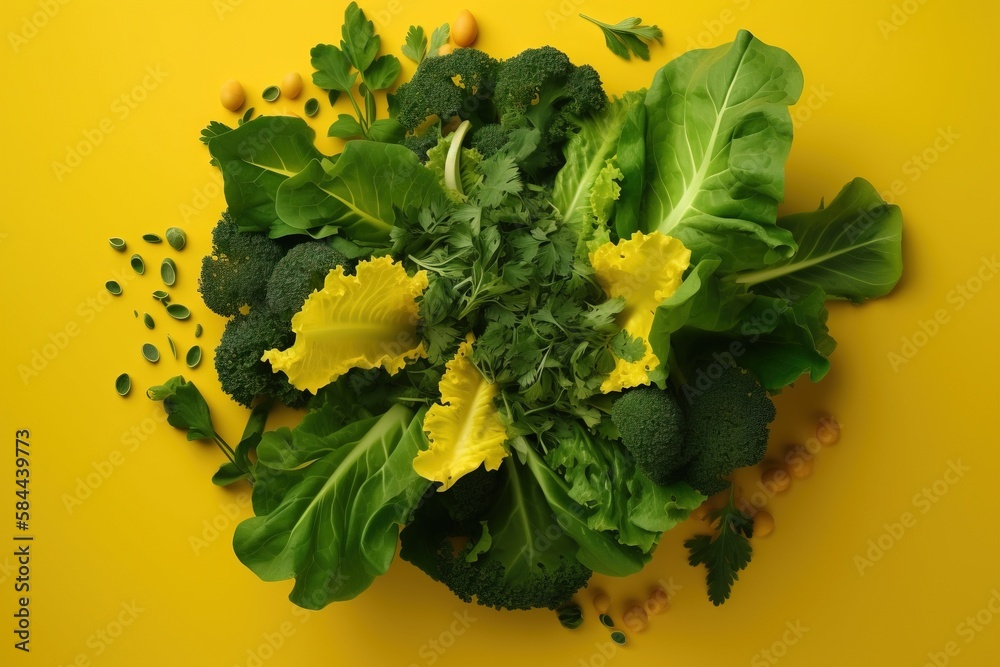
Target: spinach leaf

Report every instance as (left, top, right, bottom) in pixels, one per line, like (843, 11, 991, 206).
(233, 404, 431, 609)
(733, 178, 904, 303)
(207, 117, 324, 232)
(275, 141, 445, 245)
(641, 30, 802, 271)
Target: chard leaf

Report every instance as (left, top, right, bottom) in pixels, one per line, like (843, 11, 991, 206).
(275, 141, 445, 244)
(234, 405, 431, 609)
(733, 178, 904, 303)
(641, 30, 802, 271)
(207, 117, 324, 232)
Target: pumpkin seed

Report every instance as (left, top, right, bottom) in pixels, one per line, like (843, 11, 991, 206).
(161, 258, 177, 286)
(166, 303, 190, 320)
(130, 254, 145, 274)
(167, 335, 177, 359)
(186, 345, 202, 368)
(194, 323, 203, 338)
(115, 373, 131, 396)
(109, 237, 126, 251)
(610, 631, 626, 646)
(143, 313, 155, 329)
(304, 98, 320, 117)
(105, 280, 122, 296)
(152, 290, 170, 303)
(599, 614, 614, 628)
(557, 604, 583, 630)
(142, 233, 162, 243)
(133, 310, 138, 318)
(142, 343, 160, 363)
(262, 85, 280, 102)
(165, 227, 186, 250)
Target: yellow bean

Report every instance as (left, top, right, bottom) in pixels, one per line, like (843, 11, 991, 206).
(623, 605, 649, 633)
(761, 466, 791, 493)
(592, 591, 611, 614)
(754, 510, 775, 537)
(437, 42, 454, 56)
(452, 10, 479, 47)
(219, 79, 245, 112)
(281, 72, 303, 100)
(817, 417, 841, 446)
(645, 585, 670, 614)
(784, 445, 814, 480)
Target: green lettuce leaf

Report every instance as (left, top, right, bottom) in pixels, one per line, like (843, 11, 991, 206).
(233, 404, 431, 609)
(641, 30, 802, 271)
(732, 178, 904, 303)
(274, 141, 445, 245)
(614, 90, 647, 239)
(207, 116, 325, 232)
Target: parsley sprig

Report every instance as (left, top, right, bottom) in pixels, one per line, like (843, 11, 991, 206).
(684, 490, 754, 605)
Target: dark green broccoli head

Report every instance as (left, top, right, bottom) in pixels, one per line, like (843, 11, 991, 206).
(199, 212, 286, 317)
(402, 125, 442, 162)
(265, 241, 351, 319)
(391, 48, 500, 132)
(439, 464, 502, 523)
(610, 386, 689, 485)
(214, 308, 307, 408)
(679, 365, 777, 496)
(469, 123, 511, 159)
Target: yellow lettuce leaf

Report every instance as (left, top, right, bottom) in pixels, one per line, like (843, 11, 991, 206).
(413, 335, 508, 491)
(589, 231, 691, 392)
(262, 255, 428, 393)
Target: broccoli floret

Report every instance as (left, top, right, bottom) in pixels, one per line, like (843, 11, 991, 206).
(469, 123, 510, 159)
(402, 125, 442, 162)
(679, 365, 777, 496)
(391, 48, 500, 132)
(199, 212, 286, 317)
(610, 386, 690, 486)
(214, 308, 307, 408)
(439, 464, 502, 522)
(265, 242, 351, 319)
(493, 46, 607, 174)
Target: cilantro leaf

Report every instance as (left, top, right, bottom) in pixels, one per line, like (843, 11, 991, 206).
(580, 14, 663, 61)
(402, 25, 428, 65)
(610, 330, 646, 363)
(684, 492, 754, 605)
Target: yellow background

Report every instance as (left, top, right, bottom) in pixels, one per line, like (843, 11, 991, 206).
(2, 0, 998, 665)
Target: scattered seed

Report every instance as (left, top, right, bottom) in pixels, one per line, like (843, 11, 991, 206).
(186, 345, 202, 368)
(130, 254, 145, 274)
(599, 614, 614, 628)
(115, 373, 131, 396)
(109, 237, 126, 251)
(152, 290, 170, 303)
(194, 323, 203, 338)
(262, 85, 280, 102)
(161, 258, 177, 286)
(133, 310, 138, 318)
(105, 280, 122, 296)
(220, 79, 245, 111)
(593, 592, 611, 614)
(166, 303, 191, 320)
(281, 72, 303, 99)
(142, 233, 162, 244)
(142, 343, 160, 363)
(165, 227, 186, 251)
(304, 98, 320, 117)
(240, 106, 254, 124)
(557, 604, 583, 630)
(143, 313, 155, 329)
(610, 631, 626, 646)
(167, 334, 177, 359)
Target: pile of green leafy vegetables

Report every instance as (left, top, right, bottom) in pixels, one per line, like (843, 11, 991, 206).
(151, 3, 903, 612)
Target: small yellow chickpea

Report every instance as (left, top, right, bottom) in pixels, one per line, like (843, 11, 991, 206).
(754, 510, 775, 537)
(784, 445, 814, 480)
(761, 466, 792, 494)
(622, 605, 649, 633)
(281, 72, 303, 100)
(452, 10, 479, 47)
(817, 417, 841, 446)
(437, 42, 454, 56)
(592, 591, 611, 614)
(219, 79, 245, 111)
